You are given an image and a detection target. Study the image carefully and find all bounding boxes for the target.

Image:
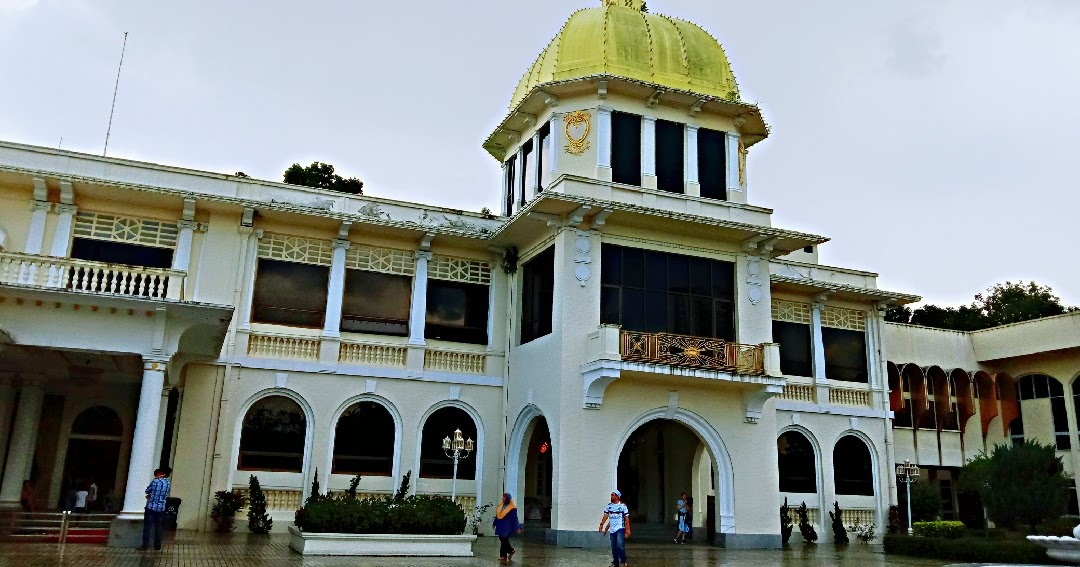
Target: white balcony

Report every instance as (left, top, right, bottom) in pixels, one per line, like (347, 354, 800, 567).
(0, 252, 185, 301)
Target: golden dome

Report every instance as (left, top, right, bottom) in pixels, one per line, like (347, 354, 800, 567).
(509, 1, 741, 110)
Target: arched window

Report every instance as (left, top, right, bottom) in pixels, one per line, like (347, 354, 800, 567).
(332, 401, 395, 476)
(833, 435, 874, 496)
(238, 396, 306, 472)
(419, 406, 478, 479)
(777, 431, 816, 493)
(71, 406, 123, 437)
(1016, 374, 1069, 450)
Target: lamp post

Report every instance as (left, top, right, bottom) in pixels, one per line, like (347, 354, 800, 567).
(442, 428, 475, 502)
(895, 459, 920, 535)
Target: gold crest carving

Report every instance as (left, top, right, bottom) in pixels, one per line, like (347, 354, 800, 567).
(564, 110, 591, 156)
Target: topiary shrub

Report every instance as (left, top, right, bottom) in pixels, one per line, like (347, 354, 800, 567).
(912, 520, 966, 539)
(797, 501, 818, 543)
(780, 498, 793, 545)
(210, 490, 246, 533)
(247, 475, 273, 534)
(884, 534, 1048, 564)
(830, 501, 849, 544)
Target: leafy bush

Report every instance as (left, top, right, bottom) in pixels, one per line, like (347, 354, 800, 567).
(210, 490, 246, 533)
(897, 481, 942, 522)
(847, 522, 876, 544)
(797, 501, 817, 543)
(1036, 515, 1080, 537)
(830, 502, 848, 544)
(247, 475, 272, 534)
(883, 534, 1049, 564)
(912, 520, 965, 539)
(979, 441, 1070, 532)
(779, 498, 793, 545)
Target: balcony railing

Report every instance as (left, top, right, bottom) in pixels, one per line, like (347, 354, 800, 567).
(619, 330, 765, 374)
(0, 252, 184, 300)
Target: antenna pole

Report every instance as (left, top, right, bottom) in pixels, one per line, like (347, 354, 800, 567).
(103, 32, 129, 157)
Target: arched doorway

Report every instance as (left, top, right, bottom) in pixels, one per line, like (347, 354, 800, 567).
(616, 419, 716, 543)
(60, 406, 123, 511)
(521, 418, 552, 526)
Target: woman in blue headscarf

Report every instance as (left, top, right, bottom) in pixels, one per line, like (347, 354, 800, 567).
(492, 492, 522, 562)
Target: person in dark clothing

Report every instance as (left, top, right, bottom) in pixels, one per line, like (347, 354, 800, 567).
(685, 494, 694, 540)
(492, 492, 522, 563)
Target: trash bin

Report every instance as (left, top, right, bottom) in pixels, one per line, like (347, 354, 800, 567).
(164, 497, 182, 530)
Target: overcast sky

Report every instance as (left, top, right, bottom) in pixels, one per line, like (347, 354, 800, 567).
(2, 0, 1078, 307)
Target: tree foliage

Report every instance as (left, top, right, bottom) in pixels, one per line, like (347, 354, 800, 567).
(283, 161, 364, 195)
(897, 480, 942, 523)
(886, 281, 1074, 331)
(247, 474, 273, 534)
(967, 441, 1069, 532)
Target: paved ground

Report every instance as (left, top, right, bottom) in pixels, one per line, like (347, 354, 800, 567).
(0, 532, 960, 566)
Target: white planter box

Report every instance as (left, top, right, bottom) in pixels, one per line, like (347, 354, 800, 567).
(288, 526, 476, 556)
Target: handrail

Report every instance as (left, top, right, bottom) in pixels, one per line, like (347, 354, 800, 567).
(619, 330, 765, 374)
(0, 251, 185, 300)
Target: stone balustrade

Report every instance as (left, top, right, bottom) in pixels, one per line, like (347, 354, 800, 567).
(339, 342, 407, 367)
(829, 387, 871, 407)
(781, 383, 816, 403)
(424, 349, 485, 374)
(0, 251, 185, 300)
(247, 334, 321, 360)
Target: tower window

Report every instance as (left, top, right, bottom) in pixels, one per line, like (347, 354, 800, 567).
(697, 128, 727, 200)
(504, 155, 517, 216)
(521, 139, 535, 205)
(538, 123, 551, 190)
(521, 246, 555, 344)
(655, 119, 684, 193)
(612, 111, 642, 186)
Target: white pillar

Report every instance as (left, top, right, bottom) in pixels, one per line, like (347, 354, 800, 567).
(0, 382, 45, 507)
(322, 239, 350, 338)
(641, 116, 656, 178)
(811, 302, 828, 384)
(237, 230, 263, 331)
(597, 106, 612, 172)
(685, 126, 699, 184)
(118, 360, 167, 516)
(514, 147, 525, 207)
(172, 220, 197, 271)
(49, 204, 76, 257)
(725, 132, 742, 193)
(152, 386, 171, 472)
(501, 162, 511, 217)
(408, 251, 432, 346)
(531, 130, 542, 199)
(548, 114, 562, 177)
(0, 383, 13, 489)
(24, 188, 50, 255)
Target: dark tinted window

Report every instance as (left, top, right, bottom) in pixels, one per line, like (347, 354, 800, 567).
(773, 321, 812, 378)
(833, 436, 874, 496)
(239, 396, 306, 472)
(332, 401, 394, 476)
(426, 280, 489, 344)
(612, 111, 642, 186)
(697, 128, 727, 200)
(521, 139, 535, 204)
(341, 269, 411, 336)
(778, 431, 817, 493)
(521, 246, 555, 344)
(538, 122, 551, 190)
(655, 119, 684, 193)
(71, 238, 173, 269)
(505, 155, 517, 216)
(252, 259, 329, 327)
(822, 327, 868, 383)
(1018, 374, 1070, 450)
(600, 244, 734, 340)
(419, 407, 477, 479)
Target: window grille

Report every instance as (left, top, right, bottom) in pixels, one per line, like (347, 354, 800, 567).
(258, 233, 333, 266)
(428, 255, 491, 285)
(820, 306, 866, 331)
(345, 245, 415, 276)
(771, 299, 811, 324)
(73, 211, 178, 249)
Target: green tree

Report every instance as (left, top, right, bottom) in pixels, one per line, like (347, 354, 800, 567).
(902, 281, 1074, 332)
(247, 474, 273, 534)
(283, 161, 364, 195)
(897, 480, 942, 522)
(978, 441, 1069, 532)
(885, 305, 911, 323)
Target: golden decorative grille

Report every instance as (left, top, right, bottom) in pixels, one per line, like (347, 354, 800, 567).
(620, 330, 764, 374)
(772, 299, 811, 324)
(257, 233, 333, 266)
(428, 255, 490, 284)
(73, 211, 179, 249)
(820, 306, 866, 331)
(345, 245, 415, 276)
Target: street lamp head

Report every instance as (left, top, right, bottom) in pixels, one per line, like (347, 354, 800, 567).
(466, 438, 475, 452)
(442, 436, 451, 451)
(454, 429, 463, 441)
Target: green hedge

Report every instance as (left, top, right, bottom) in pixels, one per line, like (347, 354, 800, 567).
(912, 520, 966, 539)
(294, 495, 466, 535)
(883, 534, 1050, 564)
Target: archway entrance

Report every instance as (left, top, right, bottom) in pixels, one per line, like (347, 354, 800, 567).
(617, 419, 715, 544)
(521, 418, 552, 527)
(59, 406, 123, 511)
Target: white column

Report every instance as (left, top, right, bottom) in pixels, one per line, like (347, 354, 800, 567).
(24, 201, 50, 254)
(811, 302, 828, 384)
(685, 126, 699, 185)
(531, 130, 542, 198)
(0, 382, 45, 507)
(172, 220, 197, 271)
(119, 360, 167, 516)
(322, 239, 350, 338)
(237, 229, 263, 331)
(597, 106, 612, 171)
(408, 251, 432, 346)
(500, 162, 510, 217)
(641, 116, 657, 178)
(514, 147, 525, 207)
(49, 204, 76, 257)
(725, 132, 742, 193)
(548, 114, 562, 176)
(152, 386, 171, 472)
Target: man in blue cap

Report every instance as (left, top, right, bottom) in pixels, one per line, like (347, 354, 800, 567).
(599, 489, 631, 567)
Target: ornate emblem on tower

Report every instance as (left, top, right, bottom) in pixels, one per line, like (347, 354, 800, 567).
(563, 110, 591, 155)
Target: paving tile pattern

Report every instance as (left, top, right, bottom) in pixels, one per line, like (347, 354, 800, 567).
(0, 532, 952, 566)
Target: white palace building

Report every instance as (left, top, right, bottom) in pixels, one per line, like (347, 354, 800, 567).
(1, 0, 1079, 548)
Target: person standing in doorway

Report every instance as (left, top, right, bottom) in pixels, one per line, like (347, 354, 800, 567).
(599, 490, 630, 567)
(87, 481, 98, 511)
(140, 469, 170, 551)
(492, 492, 522, 563)
(74, 485, 89, 515)
(684, 494, 694, 540)
(674, 492, 689, 544)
